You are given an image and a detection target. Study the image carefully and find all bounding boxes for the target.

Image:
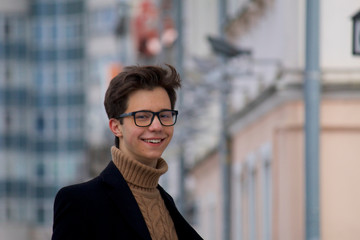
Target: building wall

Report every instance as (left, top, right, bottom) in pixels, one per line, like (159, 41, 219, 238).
(190, 91, 360, 240)
(190, 152, 222, 240)
(184, 0, 218, 58)
(231, 99, 305, 240)
(321, 98, 360, 240)
(29, 0, 87, 226)
(0, 1, 88, 239)
(233, 0, 305, 69)
(321, 0, 360, 68)
(0, 10, 30, 225)
(187, 1, 360, 239)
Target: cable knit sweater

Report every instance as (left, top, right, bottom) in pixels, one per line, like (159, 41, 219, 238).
(111, 146, 178, 240)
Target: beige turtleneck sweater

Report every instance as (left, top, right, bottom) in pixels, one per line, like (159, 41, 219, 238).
(111, 146, 178, 240)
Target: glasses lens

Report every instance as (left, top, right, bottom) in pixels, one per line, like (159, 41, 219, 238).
(134, 111, 153, 126)
(159, 110, 177, 126)
(133, 110, 177, 127)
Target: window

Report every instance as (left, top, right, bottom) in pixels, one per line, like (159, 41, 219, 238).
(36, 162, 45, 180)
(36, 114, 45, 133)
(65, 17, 82, 44)
(31, 2, 56, 16)
(247, 155, 257, 240)
(66, 65, 78, 88)
(33, 18, 56, 47)
(35, 65, 56, 91)
(0, 60, 4, 85)
(0, 17, 4, 39)
(261, 143, 272, 240)
(0, 43, 4, 59)
(89, 8, 117, 35)
(0, 180, 5, 198)
(4, 18, 10, 38)
(240, 166, 249, 239)
(66, 93, 84, 105)
(57, 155, 82, 182)
(12, 61, 28, 86)
(0, 199, 5, 222)
(12, 17, 27, 41)
(65, 47, 83, 60)
(36, 206, 45, 224)
(67, 115, 80, 131)
(65, 1, 84, 15)
(232, 162, 243, 240)
(203, 192, 217, 240)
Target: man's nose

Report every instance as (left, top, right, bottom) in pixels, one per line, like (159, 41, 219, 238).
(148, 115, 163, 130)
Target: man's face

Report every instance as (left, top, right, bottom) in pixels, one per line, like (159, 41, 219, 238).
(117, 87, 174, 167)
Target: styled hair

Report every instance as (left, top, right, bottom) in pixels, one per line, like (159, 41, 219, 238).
(104, 64, 181, 147)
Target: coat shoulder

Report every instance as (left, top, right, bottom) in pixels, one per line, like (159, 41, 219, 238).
(55, 176, 101, 201)
(55, 161, 117, 202)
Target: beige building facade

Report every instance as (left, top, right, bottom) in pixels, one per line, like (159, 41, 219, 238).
(190, 83, 360, 240)
(186, 0, 360, 239)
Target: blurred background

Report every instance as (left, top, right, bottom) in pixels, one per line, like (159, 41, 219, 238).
(1, 0, 360, 239)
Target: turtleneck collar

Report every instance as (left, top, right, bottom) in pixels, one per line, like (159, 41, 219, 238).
(111, 146, 168, 191)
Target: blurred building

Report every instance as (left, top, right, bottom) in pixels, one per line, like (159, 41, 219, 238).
(0, 0, 87, 239)
(0, 0, 181, 239)
(3, 0, 359, 240)
(183, 0, 360, 240)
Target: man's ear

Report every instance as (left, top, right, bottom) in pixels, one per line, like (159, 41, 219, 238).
(109, 118, 123, 137)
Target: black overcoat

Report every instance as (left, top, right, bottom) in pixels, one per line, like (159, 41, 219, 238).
(52, 161, 203, 240)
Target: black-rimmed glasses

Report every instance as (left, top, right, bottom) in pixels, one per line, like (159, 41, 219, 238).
(118, 110, 178, 127)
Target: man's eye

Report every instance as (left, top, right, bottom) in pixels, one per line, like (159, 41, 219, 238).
(135, 113, 151, 120)
(160, 114, 171, 119)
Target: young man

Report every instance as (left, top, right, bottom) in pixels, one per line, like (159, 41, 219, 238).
(52, 65, 202, 240)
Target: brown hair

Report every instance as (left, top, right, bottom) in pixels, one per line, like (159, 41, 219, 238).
(104, 64, 181, 147)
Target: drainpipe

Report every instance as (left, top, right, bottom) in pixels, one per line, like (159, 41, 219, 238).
(218, 1, 231, 240)
(304, 0, 321, 239)
(174, 0, 185, 214)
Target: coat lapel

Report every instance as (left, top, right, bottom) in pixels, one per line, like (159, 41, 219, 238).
(100, 161, 152, 240)
(158, 185, 203, 240)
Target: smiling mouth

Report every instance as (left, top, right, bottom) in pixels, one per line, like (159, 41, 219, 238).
(142, 138, 164, 144)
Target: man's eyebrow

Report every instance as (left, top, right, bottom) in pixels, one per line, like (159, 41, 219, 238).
(137, 109, 173, 112)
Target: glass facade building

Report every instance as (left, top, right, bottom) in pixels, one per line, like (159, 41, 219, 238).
(0, 0, 86, 226)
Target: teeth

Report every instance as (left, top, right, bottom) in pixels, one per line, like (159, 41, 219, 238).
(144, 139, 161, 143)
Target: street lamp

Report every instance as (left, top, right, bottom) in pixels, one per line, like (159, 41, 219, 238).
(352, 10, 360, 55)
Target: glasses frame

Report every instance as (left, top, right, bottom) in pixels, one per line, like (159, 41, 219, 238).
(118, 110, 178, 127)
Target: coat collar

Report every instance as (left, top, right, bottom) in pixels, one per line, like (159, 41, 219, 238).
(99, 161, 203, 240)
(158, 185, 203, 240)
(99, 161, 152, 240)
